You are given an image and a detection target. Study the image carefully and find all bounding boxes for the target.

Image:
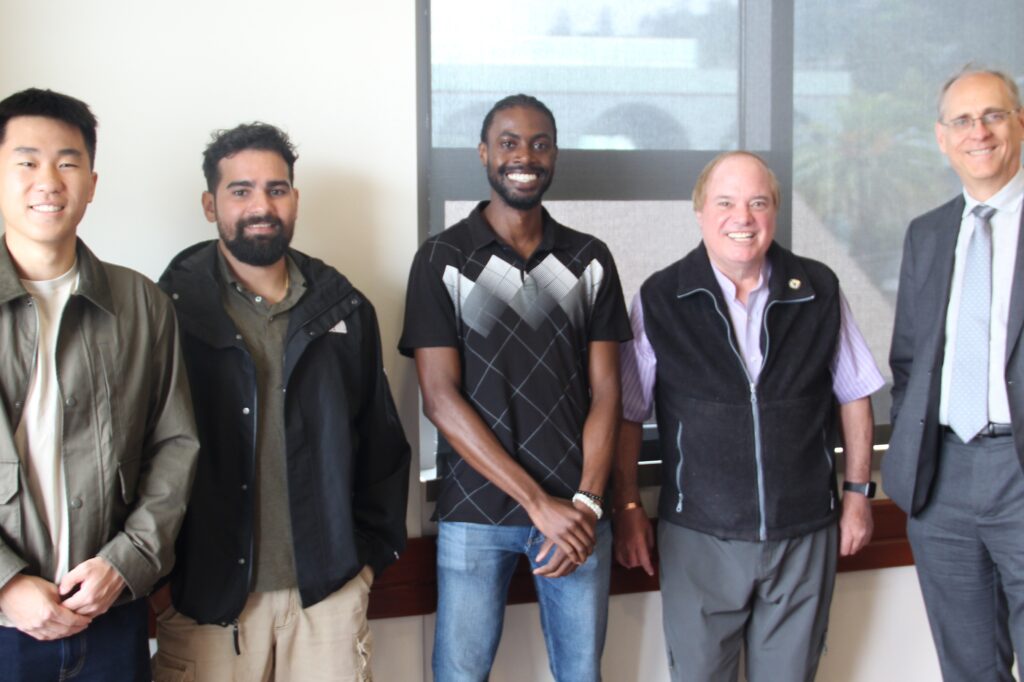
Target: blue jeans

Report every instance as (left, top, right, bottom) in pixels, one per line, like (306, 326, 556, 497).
(433, 519, 611, 682)
(0, 598, 150, 681)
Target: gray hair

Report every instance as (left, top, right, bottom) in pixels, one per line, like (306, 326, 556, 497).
(937, 65, 1022, 120)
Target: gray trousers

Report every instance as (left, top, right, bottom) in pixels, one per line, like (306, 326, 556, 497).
(658, 522, 837, 682)
(907, 430, 1024, 682)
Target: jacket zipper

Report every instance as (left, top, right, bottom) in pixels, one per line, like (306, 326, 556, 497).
(674, 422, 684, 512)
(822, 426, 836, 510)
(756, 295, 816, 537)
(680, 288, 768, 538)
(680, 288, 815, 541)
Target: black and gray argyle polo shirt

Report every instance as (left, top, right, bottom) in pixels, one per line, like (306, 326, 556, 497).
(400, 201, 631, 525)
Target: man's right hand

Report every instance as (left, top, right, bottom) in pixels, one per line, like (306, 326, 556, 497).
(0, 574, 91, 641)
(529, 495, 596, 566)
(148, 583, 172, 618)
(613, 506, 655, 576)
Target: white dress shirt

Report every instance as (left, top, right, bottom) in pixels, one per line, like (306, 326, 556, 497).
(939, 167, 1024, 426)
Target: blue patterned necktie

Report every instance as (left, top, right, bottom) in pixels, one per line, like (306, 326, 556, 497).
(949, 203, 996, 442)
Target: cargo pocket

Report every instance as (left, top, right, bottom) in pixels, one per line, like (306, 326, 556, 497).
(151, 649, 195, 682)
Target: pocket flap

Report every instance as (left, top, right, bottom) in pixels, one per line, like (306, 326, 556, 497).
(0, 462, 19, 505)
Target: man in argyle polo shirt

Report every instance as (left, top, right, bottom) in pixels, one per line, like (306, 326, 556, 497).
(400, 94, 630, 682)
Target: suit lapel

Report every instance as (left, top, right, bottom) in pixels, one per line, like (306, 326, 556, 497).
(923, 197, 963, 365)
(1005, 210, 1024, 364)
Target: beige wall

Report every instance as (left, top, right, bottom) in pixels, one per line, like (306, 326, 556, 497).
(0, 2, 939, 680)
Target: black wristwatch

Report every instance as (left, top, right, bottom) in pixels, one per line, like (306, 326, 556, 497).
(842, 480, 877, 498)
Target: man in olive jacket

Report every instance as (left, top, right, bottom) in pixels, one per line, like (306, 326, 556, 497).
(0, 89, 199, 681)
(151, 122, 410, 682)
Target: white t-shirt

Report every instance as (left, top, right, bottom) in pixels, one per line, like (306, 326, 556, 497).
(14, 263, 78, 582)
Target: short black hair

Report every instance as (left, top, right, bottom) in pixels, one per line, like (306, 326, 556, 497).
(480, 94, 557, 145)
(0, 88, 98, 168)
(202, 122, 298, 192)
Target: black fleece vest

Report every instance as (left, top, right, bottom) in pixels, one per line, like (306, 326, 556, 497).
(642, 243, 841, 541)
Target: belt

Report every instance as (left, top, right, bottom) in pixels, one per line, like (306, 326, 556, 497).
(944, 423, 1013, 439)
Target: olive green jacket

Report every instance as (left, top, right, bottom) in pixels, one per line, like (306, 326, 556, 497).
(0, 238, 198, 606)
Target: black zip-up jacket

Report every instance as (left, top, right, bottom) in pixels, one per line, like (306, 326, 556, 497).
(158, 241, 410, 624)
(641, 242, 841, 542)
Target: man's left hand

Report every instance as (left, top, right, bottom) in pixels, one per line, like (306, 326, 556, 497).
(59, 558, 126, 617)
(839, 493, 874, 557)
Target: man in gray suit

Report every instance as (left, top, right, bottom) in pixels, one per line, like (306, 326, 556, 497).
(885, 67, 1024, 681)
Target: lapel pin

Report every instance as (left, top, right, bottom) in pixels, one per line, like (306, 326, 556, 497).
(788, 278, 801, 290)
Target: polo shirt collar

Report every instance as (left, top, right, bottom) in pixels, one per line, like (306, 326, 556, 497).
(467, 201, 563, 256)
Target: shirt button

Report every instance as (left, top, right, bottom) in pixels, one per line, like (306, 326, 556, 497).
(13, 401, 22, 409)
(69, 498, 83, 509)
(254, 296, 263, 303)
(26, 300, 33, 307)
(242, 407, 251, 415)
(238, 558, 246, 565)
(171, 293, 180, 301)
(350, 297, 358, 306)
(235, 334, 243, 340)
(65, 397, 76, 408)
(241, 484, 248, 491)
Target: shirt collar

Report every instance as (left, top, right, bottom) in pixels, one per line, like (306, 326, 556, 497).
(962, 167, 1024, 216)
(709, 258, 772, 304)
(215, 247, 306, 304)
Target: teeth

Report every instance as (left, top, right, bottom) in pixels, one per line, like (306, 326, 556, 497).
(31, 204, 62, 213)
(967, 149, 993, 156)
(727, 232, 754, 241)
(507, 173, 537, 183)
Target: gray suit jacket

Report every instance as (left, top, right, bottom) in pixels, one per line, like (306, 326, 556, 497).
(883, 195, 1024, 514)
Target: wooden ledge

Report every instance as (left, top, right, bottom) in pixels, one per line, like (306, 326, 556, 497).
(366, 499, 911, 620)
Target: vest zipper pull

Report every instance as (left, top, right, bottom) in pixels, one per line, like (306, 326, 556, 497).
(232, 620, 241, 655)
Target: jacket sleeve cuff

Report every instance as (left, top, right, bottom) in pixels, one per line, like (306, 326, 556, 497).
(0, 545, 28, 591)
(365, 537, 401, 579)
(97, 533, 157, 599)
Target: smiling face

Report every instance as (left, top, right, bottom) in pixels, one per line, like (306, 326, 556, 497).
(936, 72, 1024, 201)
(695, 154, 777, 281)
(203, 149, 298, 267)
(0, 115, 97, 258)
(479, 105, 557, 211)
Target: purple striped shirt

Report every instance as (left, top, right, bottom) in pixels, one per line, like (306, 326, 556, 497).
(620, 262, 885, 422)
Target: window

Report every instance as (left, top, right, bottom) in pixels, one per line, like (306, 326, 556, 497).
(419, 0, 1024, 473)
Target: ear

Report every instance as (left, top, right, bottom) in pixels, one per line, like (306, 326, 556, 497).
(934, 121, 948, 156)
(201, 191, 217, 223)
(86, 172, 98, 204)
(478, 141, 488, 168)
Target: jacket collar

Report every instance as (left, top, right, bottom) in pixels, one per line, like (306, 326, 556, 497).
(676, 241, 816, 304)
(0, 237, 114, 314)
(160, 241, 356, 346)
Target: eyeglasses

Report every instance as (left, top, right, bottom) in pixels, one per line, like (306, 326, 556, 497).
(940, 108, 1020, 132)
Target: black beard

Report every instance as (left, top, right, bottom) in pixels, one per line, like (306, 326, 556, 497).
(487, 163, 553, 211)
(220, 215, 292, 266)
